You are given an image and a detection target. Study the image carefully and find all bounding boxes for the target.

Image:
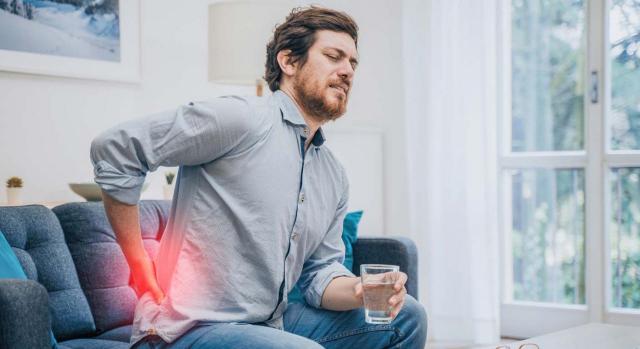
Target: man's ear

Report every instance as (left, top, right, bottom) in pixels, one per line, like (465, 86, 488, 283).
(277, 50, 296, 77)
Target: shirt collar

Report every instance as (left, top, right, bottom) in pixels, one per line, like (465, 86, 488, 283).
(274, 90, 326, 147)
(311, 127, 326, 147)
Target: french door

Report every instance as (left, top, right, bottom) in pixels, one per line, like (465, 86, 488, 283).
(499, 0, 640, 338)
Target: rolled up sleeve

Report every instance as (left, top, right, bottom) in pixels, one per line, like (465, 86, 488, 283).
(297, 168, 354, 308)
(90, 96, 255, 205)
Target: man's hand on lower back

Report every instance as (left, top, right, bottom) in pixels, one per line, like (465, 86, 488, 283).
(101, 190, 165, 305)
(130, 256, 165, 304)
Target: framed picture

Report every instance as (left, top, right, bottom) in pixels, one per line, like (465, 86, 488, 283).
(0, 0, 140, 83)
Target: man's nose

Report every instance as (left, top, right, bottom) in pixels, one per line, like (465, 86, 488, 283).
(338, 60, 355, 80)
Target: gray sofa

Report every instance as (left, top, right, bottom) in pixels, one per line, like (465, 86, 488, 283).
(0, 201, 418, 349)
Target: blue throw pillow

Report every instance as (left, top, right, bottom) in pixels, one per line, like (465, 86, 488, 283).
(341, 210, 363, 271)
(288, 210, 364, 304)
(0, 230, 58, 348)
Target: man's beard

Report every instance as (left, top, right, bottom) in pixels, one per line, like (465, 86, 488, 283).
(293, 74, 348, 121)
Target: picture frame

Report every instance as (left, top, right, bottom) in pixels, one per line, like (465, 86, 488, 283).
(0, 0, 140, 83)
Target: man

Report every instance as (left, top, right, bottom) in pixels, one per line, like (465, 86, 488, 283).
(91, 6, 427, 349)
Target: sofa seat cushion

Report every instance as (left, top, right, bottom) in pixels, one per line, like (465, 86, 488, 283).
(93, 325, 132, 342)
(53, 201, 170, 334)
(0, 205, 96, 341)
(58, 338, 130, 349)
(0, 230, 58, 348)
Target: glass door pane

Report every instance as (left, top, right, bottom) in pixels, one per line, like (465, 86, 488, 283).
(609, 0, 640, 150)
(511, 0, 586, 151)
(609, 167, 640, 309)
(510, 168, 586, 304)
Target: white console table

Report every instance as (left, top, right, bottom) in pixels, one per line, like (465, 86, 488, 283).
(482, 323, 640, 349)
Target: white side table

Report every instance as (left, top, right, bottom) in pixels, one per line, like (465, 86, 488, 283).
(482, 323, 640, 349)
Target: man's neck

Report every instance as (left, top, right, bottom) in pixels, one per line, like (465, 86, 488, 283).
(279, 87, 325, 149)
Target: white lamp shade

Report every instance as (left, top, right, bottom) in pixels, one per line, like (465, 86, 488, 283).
(208, 1, 295, 84)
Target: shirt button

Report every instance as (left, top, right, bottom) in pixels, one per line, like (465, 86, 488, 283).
(299, 193, 305, 203)
(292, 232, 299, 240)
(146, 328, 157, 335)
(303, 127, 310, 136)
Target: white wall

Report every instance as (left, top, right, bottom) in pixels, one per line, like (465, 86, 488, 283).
(0, 0, 409, 236)
(316, 0, 409, 236)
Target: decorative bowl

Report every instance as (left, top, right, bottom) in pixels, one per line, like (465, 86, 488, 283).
(69, 182, 149, 202)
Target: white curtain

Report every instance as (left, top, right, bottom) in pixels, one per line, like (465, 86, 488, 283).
(402, 0, 501, 345)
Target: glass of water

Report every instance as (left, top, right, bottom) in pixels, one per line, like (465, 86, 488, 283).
(360, 264, 400, 324)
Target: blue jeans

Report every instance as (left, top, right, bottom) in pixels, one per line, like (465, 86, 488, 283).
(132, 295, 427, 349)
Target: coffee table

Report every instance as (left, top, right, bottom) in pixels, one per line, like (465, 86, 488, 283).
(481, 323, 640, 349)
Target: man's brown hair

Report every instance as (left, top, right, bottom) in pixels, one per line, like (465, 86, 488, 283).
(264, 6, 358, 92)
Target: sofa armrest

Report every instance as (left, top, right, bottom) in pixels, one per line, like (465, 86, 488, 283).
(0, 279, 52, 349)
(352, 236, 419, 300)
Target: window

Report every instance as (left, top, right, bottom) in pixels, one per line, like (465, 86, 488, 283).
(499, 0, 640, 338)
(608, 0, 640, 314)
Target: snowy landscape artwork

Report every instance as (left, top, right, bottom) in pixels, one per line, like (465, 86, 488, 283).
(0, 0, 139, 82)
(0, 0, 120, 62)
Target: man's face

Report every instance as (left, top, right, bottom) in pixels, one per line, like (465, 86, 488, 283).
(292, 30, 358, 121)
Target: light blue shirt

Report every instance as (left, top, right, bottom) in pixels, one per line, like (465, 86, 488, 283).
(90, 90, 354, 345)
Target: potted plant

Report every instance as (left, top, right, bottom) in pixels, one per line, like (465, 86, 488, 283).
(163, 171, 176, 200)
(6, 176, 23, 205)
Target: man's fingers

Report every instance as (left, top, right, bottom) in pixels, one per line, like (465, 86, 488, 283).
(151, 287, 165, 304)
(154, 293, 165, 304)
(388, 287, 407, 306)
(394, 272, 408, 291)
(389, 287, 407, 318)
(147, 273, 165, 303)
(390, 298, 405, 318)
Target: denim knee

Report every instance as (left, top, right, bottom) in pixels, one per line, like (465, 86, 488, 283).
(396, 295, 428, 345)
(267, 338, 324, 349)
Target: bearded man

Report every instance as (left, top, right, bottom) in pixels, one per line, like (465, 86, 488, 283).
(90, 6, 427, 349)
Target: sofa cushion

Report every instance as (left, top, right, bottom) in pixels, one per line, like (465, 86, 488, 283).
(92, 325, 132, 342)
(57, 338, 130, 349)
(53, 201, 170, 335)
(0, 230, 58, 348)
(0, 205, 96, 340)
